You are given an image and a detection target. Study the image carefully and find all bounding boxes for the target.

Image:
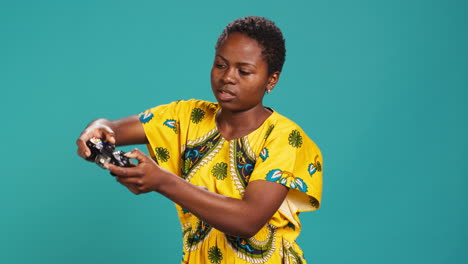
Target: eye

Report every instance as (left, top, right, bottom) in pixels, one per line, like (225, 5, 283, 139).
(239, 69, 252, 75)
(214, 62, 227, 69)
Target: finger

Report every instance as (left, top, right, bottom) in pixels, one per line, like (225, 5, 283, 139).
(76, 138, 91, 159)
(102, 127, 116, 145)
(78, 126, 115, 145)
(76, 130, 102, 159)
(118, 181, 141, 195)
(127, 186, 141, 195)
(117, 176, 143, 186)
(107, 163, 140, 178)
(125, 148, 149, 164)
(76, 126, 117, 159)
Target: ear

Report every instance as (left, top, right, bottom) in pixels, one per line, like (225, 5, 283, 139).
(266, 71, 280, 93)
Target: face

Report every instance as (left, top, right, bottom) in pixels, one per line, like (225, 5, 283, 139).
(211, 32, 278, 113)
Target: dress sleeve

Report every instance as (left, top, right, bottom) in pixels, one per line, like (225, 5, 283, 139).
(138, 101, 183, 175)
(249, 124, 323, 226)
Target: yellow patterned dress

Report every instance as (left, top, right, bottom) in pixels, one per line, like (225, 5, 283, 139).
(139, 99, 323, 264)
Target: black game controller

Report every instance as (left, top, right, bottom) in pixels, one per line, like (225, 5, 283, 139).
(86, 138, 135, 169)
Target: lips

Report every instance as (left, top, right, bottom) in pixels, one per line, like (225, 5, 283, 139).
(217, 89, 236, 101)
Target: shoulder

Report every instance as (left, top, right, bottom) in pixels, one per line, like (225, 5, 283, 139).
(266, 111, 310, 141)
(267, 111, 302, 132)
(140, 99, 218, 119)
(264, 110, 321, 154)
(165, 99, 219, 115)
(182, 99, 219, 115)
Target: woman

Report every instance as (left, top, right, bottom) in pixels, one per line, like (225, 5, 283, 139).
(77, 16, 323, 264)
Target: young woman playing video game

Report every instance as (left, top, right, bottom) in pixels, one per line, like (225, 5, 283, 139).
(77, 16, 323, 264)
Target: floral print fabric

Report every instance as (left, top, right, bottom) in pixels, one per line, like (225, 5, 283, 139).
(139, 99, 323, 264)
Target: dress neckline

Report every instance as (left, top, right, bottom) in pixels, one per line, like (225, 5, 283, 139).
(212, 104, 277, 141)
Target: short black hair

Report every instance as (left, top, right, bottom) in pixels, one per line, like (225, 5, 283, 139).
(215, 16, 286, 75)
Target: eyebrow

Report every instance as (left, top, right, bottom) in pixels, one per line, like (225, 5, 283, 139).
(216, 55, 257, 68)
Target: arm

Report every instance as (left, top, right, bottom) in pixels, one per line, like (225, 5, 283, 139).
(76, 115, 147, 159)
(108, 149, 288, 238)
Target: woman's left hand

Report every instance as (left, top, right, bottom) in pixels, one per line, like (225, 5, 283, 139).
(106, 149, 169, 195)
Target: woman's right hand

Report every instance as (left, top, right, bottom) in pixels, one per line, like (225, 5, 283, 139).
(76, 119, 116, 160)
(76, 115, 147, 161)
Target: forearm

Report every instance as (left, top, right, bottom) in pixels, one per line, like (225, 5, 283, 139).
(158, 175, 255, 237)
(157, 172, 287, 238)
(90, 116, 147, 146)
(108, 150, 289, 238)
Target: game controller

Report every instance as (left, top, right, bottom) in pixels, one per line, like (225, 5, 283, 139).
(86, 138, 135, 168)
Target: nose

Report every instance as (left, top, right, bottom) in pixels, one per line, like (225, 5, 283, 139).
(221, 67, 236, 84)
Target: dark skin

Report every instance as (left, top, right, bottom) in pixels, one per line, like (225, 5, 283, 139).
(76, 32, 287, 238)
(212, 33, 279, 139)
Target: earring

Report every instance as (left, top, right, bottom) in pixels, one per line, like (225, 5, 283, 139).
(266, 89, 271, 94)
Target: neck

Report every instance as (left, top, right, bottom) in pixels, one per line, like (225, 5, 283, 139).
(216, 105, 272, 140)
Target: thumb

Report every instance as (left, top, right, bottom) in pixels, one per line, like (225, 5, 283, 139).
(125, 148, 148, 164)
(102, 128, 116, 145)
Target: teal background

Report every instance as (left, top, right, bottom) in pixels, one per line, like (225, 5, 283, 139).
(1, 0, 467, 263)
